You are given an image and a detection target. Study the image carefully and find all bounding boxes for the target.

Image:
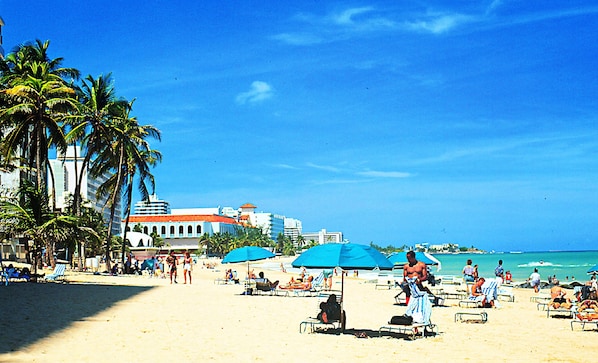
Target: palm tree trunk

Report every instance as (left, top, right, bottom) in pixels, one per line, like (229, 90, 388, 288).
(104, 148, 126, 272)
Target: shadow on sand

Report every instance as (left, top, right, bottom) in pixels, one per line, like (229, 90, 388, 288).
(0, 282, 155, 354)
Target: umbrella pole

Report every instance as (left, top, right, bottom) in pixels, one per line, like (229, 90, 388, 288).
(340, 270, 346, 332)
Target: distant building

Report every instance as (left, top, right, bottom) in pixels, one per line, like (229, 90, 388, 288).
(284, 218, 303, 243)
(302, 229, 343, 245)
(133, 194, 170, 215)
(48, 146, 122, 236)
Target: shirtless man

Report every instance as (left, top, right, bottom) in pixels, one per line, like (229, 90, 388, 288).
(550, 280, 571, 309)
(403, 250, 428, 290)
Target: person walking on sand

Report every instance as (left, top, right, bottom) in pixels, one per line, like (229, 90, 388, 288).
(529, 268, 541, 293)
(183, 251, 193, 284)
(495, 259, 505, 285)
(403, 251, 433, 324)
(167, 251, 178, 284)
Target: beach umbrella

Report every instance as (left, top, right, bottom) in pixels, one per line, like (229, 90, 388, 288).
(387, 251, 442, 271)
(222, 246, 275, 292)
(291, 243, 393, 330)
(587, 264, 598, 275)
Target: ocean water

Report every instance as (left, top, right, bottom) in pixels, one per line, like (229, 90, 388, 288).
(430, 250, 598, 283)
(265, 250, 598, 284)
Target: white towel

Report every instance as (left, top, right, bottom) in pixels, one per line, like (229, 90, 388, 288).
(405, 277, 432, 324)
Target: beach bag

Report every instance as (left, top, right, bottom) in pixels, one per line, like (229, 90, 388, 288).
(389, 315, 413, 325)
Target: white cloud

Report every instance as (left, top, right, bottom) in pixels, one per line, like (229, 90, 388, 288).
(357, 170, 412, 178)
(306, 162, 341, 173)
(405, 13, 473, 34)
(235, 81, 273, 105)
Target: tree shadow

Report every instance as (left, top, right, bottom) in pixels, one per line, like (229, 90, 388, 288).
(0, 282, 155, 353)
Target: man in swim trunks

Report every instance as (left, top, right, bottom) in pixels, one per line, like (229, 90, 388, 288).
(166, 251, 178, 284)
(529, 268, 541, 293)
(402, 251, 433, 324)
(550, 280, 571, 309)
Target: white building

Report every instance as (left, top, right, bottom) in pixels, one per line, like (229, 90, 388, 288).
(48, 146, 122, 236)
(133, 194, 170, 215)
(302, 229, 343, 245)
(284, 218, 303, 243)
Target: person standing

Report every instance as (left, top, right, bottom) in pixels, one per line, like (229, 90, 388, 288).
(495, 259, 505, 285)
(462, 259, 475, 282)
(183, 251, 193, 284)
(529, 268, 541, 293)
(166, 251, 178, 284)
(403, 251, 432, 324)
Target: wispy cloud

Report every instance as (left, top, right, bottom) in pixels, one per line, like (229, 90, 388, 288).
(404, 13, 474, 34)
(272, 163, 299, 170)
(357, 170, 412, 178)
(272, 7, 396, 45)
(235, 81, 273, 105)
(306, 162, 341, 173)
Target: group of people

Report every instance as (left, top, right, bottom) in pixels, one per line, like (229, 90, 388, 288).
(165, 251, 194, 284)
(460, 258, 509, 308)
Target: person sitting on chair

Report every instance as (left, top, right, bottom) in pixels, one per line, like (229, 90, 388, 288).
(470, 277, 492, 307)
(317, 294, 341, 323)
(256, 271, 279, 289)
(550, 280, 572, 309)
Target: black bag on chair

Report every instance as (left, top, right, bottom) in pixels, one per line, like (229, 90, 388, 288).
(389, 315, 413, 325)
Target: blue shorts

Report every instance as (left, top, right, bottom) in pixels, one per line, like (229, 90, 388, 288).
(464, 275, 475, 282)
(323, 269, 333, 278)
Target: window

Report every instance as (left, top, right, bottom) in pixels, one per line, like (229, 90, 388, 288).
(170, 226, 175, 235)
(63, 166, 69, 191)
(179, 226, 183, 235)
(161, 226, 166, 235)
(188, 225, 192, 235)
(196, 225, 201, 234)
(143, 226, 148, 234)
(152, 226, 157, 234)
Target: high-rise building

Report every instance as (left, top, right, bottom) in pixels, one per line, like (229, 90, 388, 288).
(48, 146, 122, 236)
(133, 194, 171, 215)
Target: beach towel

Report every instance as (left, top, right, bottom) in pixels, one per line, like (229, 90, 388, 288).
(404, 277, 432, 324)
(481, 280, 499, 304)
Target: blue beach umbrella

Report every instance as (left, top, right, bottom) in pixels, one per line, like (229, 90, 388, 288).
(292, 243, 392, 330)
(387, 251, 442, 271)
(292, 243, 393, 271)
(222, 246, 275, 292)
(222, 246, 275, 264)
(587, 264, 598, 275)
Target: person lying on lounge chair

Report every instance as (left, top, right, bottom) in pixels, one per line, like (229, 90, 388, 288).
(280, 275, 313, 290)
(550, 280, 572, 309)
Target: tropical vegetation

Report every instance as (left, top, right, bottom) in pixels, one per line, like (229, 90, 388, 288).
(0, 40, 161, 273)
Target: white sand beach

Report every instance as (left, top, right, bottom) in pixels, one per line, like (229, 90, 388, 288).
(1, 257, 595, 363)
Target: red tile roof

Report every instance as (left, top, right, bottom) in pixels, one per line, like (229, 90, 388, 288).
(125, 214, 240, 224)
(239, 203, 257, 209)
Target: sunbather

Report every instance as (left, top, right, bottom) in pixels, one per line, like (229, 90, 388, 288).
(550, 280, 572, 309)
(280, 275, 313, 290)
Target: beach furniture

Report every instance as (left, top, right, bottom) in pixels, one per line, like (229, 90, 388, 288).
(571, 311, 598, 331)
(43, 264, 67, 282)
(497, 286, 515, 302)
(299, 293, 344, 333)
(546, 305, 575, 318)
(379, 319, 438, 340)
(454, 311, 488, 323)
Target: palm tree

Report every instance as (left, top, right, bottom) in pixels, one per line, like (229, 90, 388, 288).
(66, 73, 125, 218)
(0, 40, 79, 190)
(92, 100, 161, 271)
(0, 180, 80, 280)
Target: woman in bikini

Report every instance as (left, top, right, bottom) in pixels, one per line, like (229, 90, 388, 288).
(183, 251, 193, 284)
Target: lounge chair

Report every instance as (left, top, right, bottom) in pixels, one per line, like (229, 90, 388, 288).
(571, 310, 598, 331)
(43, 264, 67, 282)
(299, 293, 344, 333)
(254, 279, 279, 295)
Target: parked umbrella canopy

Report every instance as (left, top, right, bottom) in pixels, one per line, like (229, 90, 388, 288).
(222, 246, 275, 264)
(387, 251, 442, 271)
(292, 243, 393, 331)
(222, 246, 275, 294)
(587, 264, 598, 275)
(292, 243, 393, 271)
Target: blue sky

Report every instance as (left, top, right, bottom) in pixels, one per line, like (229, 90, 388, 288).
(2, 1, 597, 251)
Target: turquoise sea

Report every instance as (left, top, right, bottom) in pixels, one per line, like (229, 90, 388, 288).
(425, 250, 598, 283)
(270, 250, 598, 284)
